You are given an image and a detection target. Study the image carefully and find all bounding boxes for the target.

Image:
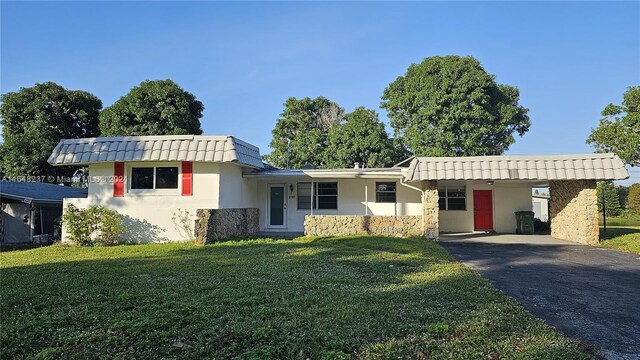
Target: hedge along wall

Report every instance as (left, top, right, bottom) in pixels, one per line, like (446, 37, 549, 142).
(304, 215, 422, 238)
(195, 208, 259, 243)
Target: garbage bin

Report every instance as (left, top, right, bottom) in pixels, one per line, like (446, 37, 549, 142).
(514, 211, 535, 235)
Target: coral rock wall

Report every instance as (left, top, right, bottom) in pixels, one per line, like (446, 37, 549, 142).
(549, 180, 599, 245)
(304, 215, 422, 237)
(195, 208, 259, 244)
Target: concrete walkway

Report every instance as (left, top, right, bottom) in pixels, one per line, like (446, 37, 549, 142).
(439, 234, 640, 360)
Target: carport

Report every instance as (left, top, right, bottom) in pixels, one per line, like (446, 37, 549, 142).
(401, 153, 629, 244)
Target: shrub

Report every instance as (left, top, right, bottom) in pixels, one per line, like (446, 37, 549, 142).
(62, 204, 125, 246)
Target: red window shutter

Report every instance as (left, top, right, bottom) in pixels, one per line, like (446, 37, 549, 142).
(113, 162, 125, 197)
(182, 161, 193, 196)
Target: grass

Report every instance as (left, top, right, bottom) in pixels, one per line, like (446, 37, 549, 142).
(600, 226, 640, 255)
(599, 216, 640, 227)
(1, 236, 593, 359)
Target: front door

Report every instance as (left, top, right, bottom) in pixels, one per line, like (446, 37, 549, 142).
(473, 190, 493, 231)
(268, 184, 286, 228)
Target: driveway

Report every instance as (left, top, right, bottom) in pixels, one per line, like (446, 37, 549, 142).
(439, 234, 640, 360)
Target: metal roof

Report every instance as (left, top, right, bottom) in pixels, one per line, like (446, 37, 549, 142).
(243, 168, 404, 179)
(0, 182, 87, 205)
(48, 135, 264, 169)
(404, 153, 629, 182)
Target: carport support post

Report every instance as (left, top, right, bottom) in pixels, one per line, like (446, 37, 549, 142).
(549, 180, 599, 245)
(421, 180, 439, 240)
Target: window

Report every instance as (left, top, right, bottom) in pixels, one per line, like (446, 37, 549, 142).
(376, 182, 396, 203)
(130, 166, 179, 190)
(297, 182, 312, 209)
(131, 168, 154, 189)
(155, 167, 178, 189)
(297, 182, 338, 210)
(438, 185, 466, 210)
(316, 183, 338, 209)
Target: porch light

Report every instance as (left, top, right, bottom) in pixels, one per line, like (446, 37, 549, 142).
(486, 180, 494, 185)
(289, 184, 294, 193)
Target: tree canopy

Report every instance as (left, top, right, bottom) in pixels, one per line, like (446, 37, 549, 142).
(597, 181, 623, 217)
(628, 183, 640, 213)
(381, 55, 530, 156)
(264, 97, 344, 169)
(325, 107, 404, 168)
(99, 79, 204, 136)
(587, 86, 640, 167)
(0, 82, 102, 179)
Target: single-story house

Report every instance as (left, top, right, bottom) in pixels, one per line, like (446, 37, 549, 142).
(1, 181, 87, 244)
(47, 135, 629, 245)
(532, 193, 550, 222)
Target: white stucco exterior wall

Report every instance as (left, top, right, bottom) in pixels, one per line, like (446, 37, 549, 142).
(438, 180, 533, 233)
(256, 178, 422, 233)
(218, 164, 258, 209)
(62, 161, 255, 243)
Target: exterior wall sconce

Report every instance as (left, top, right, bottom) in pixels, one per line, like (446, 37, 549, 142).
(486, 180, 494, 185)
(289, 184, 294, 193)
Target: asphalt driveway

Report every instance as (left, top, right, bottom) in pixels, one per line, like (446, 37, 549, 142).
(439, 234, 640, 360)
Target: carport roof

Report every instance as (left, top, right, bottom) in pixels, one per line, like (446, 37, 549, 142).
(0, 181, 87, 205)
(403, 153, 629, 182)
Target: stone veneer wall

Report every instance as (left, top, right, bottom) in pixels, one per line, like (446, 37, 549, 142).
(422, 180, 439, 240)
(195, 208, 259, 244)
(549, 180, 599, 245)
(304, 215, 422, 237)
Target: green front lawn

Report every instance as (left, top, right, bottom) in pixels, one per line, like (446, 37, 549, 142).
(1, 237, 592, 359)
(600, 226, 640, 255)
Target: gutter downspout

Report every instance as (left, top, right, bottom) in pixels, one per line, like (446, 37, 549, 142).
(399, 178, 425, 236)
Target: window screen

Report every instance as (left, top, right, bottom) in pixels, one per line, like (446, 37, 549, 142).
(297, 182, 312, 209)
(376, 182, 396, 203)
(438, 185, 466, 210)
(316, 183, 337, 209)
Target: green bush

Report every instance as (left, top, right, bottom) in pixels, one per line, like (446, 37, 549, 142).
(62, 204, 125, 246)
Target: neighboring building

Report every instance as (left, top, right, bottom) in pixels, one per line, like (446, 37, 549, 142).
(532, 194, 550, 221)
(0, 181, 87, 244)
(48, 135, 629, 245)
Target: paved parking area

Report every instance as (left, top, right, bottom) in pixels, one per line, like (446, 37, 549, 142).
(439, 234, 640, 360)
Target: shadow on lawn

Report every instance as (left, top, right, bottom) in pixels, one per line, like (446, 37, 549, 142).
(600, 226, 640, 240)
(1, 236, 594, 359)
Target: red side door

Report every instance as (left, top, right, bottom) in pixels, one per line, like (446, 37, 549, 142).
(473, 190, 493, 231)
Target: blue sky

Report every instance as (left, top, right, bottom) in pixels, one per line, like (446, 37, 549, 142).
(1, 1, 639, 182)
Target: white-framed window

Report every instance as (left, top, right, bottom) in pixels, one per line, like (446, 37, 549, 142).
(376, 182, 396, 203)
(297, 182, 338, 210)
(438, 185, 466, 210)
(129, 165, 179, 192)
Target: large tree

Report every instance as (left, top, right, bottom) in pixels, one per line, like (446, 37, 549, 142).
(597, 181, 623, 217)
(587, 86, 640, 167)
(325, 107, 404, 168)
(99, 79, 204, 136)
(264, 97, 343, 169)
(381, 55, 530, 156)
(0, 82, 102, 179)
